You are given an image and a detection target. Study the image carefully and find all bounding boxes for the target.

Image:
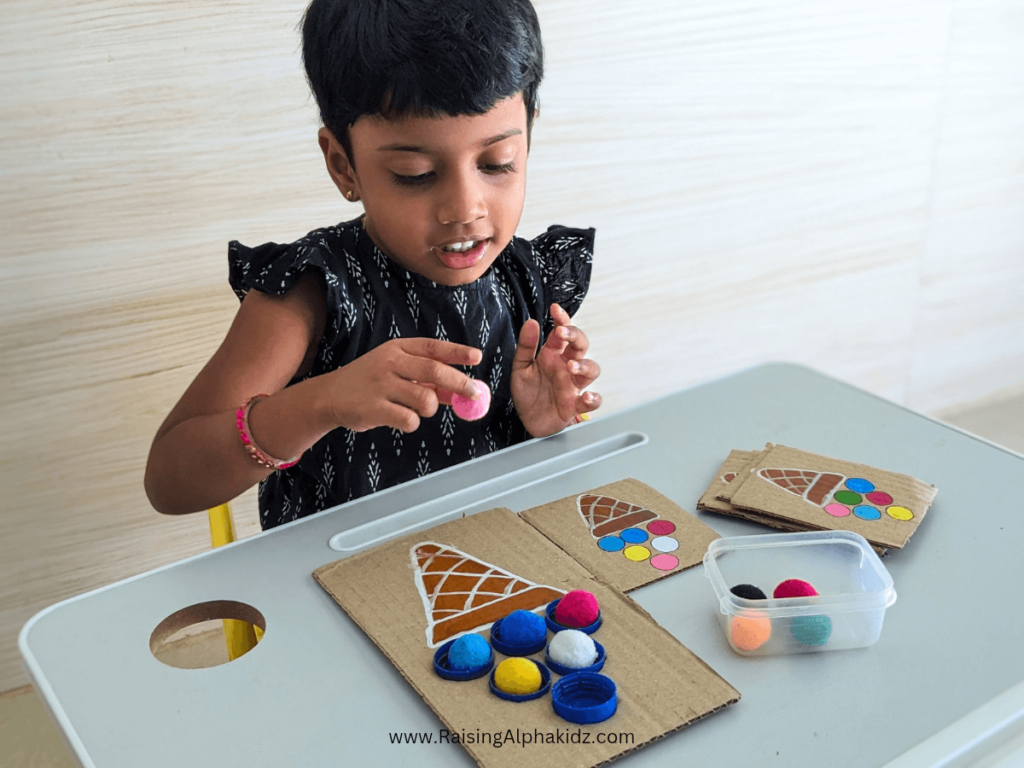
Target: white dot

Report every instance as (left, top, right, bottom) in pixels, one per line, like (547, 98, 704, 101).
(652, 536, 679, 553)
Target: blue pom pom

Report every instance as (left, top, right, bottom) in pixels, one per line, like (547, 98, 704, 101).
(500, 610, 547, 646)
(791, 615, 832, 646)
(448, 634, 491, 670)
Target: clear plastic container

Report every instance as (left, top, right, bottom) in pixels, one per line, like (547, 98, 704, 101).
(703, 531, 896, 656)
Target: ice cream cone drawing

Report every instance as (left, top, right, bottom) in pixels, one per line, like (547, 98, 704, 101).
(757, 468, 914, 522)
(576, 494, 682, 572)
(411, 543, 563, 647)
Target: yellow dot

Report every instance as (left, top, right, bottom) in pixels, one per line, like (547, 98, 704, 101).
(623, 545, 651, 562)
(493, 658, 542, 695)
(887, 506, 913, 521)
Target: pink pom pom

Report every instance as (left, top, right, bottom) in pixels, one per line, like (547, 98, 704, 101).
(452, 380, 491, 421)
(773, 579, 818, 599)
(554, 590, 600, 628)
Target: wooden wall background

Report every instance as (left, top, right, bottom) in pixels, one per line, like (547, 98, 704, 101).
(1, 0, 1022, 693)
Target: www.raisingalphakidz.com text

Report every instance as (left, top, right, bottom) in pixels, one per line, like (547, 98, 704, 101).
(389, 728, 635, 748)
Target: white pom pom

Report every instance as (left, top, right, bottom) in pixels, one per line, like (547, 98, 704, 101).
(548, 629, 598, 668)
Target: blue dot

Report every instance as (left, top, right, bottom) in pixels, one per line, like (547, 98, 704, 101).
(620, 528, 648, 544)
(598, 536, 625, 552)
(853, 505, 881, 520)
(846, 478, 875, 494)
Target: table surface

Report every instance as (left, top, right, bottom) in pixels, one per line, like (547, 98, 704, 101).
(21, 363, 1024, 768)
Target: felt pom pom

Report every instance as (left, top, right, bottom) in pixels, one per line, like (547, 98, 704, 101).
(730, 584, 767, 600)
(791, 615, 832, 646)
(499, 609, 547, 647)
(773, 579, 818, 599)
(448, 634, 490, 671)
(729, 613, 772, 652)
(452, 380, 491, 421)
(554, 590, 600, 628)
(493, 658, 543, 695)
(548, 630, 599, 669)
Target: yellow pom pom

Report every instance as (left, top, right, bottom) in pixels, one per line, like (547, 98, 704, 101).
(493, 658, 542, 695)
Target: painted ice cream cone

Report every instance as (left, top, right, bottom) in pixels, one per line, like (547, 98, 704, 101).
(577, 494, 659, 539)
(758, 468, 846, 506)
(412, 543, 563, 647)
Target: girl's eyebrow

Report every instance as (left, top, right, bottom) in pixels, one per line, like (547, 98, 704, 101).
(376, 128, 522, 153)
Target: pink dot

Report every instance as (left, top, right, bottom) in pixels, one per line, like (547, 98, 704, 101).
(647, 520, 676, 536)
(825, 503, 851, 517)
(650, 554, 679, 571)
(866, 491, 893, 505)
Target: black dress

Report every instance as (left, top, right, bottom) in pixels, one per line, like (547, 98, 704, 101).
(229, 217, 594, 530)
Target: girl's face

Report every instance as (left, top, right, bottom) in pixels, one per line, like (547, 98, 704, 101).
(321, 94, 529, 286)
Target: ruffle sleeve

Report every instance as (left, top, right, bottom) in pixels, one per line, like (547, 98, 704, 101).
(528, 225, 595, 318)
(227, 230, 358, 349)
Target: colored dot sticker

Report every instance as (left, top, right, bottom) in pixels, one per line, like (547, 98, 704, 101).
(598, 536, 625, 552)
(887, 506, 914, 521)
(825, 503, 851, 517)
(620, 528, 649, 544)
(647, 520, 676, 536)
(623, 545, 651, 562)
(845, 478, 875, 494)
(650, 554, 679, 571)
(867, 491, 893, 505)
(833, 490, 862, 505)
(853, 505, 881, 520)
(651, 536, 679, 553)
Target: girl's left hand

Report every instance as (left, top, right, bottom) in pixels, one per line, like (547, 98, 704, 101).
(511, 303, 602, 437)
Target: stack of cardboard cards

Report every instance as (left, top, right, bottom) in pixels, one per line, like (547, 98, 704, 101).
(697, 444, 937, 553)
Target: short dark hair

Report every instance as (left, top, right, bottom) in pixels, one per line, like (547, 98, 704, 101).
(302, 0, 544, 163)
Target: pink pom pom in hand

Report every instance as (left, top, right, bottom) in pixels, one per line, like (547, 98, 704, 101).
(451, 380, 491, 421)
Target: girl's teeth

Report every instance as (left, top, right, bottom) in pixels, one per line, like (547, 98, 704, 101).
(442, 241, 476, 252)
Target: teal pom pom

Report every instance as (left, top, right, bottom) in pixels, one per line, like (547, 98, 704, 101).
(448, 634, 490, 670)
(791, 615, 832, 646)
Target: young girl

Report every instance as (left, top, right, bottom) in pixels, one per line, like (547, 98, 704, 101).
(145, 0, 602, 530)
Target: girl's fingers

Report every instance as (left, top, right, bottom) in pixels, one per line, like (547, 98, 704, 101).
(399, 355, 479, 400)
(401, 337, 483, 367)
(377, 399, 423, 433)
(513, 319, 542, 369)
(567, 358, 601, 388)
(575, 390, 602, 415)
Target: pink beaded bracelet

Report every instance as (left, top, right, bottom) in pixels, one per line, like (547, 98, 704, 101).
(236, 394, 302, 470)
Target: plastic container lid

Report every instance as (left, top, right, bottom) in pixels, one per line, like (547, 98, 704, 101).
(551, 672, 618, 724)
(490, 617, 547, 656)
(433, 638, 494, 681)
(545, 599, 602, 635)
(488, 661, 551, 702)
(545, 640, 606, 676)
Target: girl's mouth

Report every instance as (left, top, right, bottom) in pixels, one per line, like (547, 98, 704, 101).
(436, 239, 488, 270)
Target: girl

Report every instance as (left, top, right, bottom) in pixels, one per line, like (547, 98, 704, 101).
(145, 0, 602, 529)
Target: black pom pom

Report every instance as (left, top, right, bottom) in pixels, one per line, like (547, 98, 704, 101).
(730, 583, 767, 600)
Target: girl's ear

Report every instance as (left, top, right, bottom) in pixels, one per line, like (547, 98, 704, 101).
(318, 127, 359, 200)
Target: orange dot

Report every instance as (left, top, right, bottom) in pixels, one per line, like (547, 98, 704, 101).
(729, 612, 772, 652)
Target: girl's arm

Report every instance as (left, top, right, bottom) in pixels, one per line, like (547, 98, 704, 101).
(145, 275, 485, 515)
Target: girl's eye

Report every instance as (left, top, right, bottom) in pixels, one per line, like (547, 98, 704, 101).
(391, 172, 434, 187)
(482, 162, 516, 175)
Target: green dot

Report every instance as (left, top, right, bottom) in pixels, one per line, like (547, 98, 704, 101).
(833, 490, 862, 505)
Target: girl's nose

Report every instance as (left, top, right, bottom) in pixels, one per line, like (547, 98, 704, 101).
(437, 169, 486, 225)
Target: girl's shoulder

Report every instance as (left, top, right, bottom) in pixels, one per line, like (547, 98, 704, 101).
(504, 225, 595, 317)
(227, 217, 367, 347)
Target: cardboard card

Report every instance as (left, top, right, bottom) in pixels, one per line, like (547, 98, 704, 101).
(313, 508, 739, 768)
(697, 450, 760, 514)
(729, 444, 937, 550)
(716, 446, 771, 502)
(520, 479, 720, 593)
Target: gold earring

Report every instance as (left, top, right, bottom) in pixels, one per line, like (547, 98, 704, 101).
(346, 190, 354, 201)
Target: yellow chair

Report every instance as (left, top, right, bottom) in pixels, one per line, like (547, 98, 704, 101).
(207, 503, 263, 659)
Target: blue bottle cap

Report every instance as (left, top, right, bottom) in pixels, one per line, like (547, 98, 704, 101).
(545, 599, 602, 635)
(490, 617, 547, 656)
(433, 638, 494, 681)
(551, 672, 618, 724)
(489, 661, 552, 702)
(545, 640, 606, 676)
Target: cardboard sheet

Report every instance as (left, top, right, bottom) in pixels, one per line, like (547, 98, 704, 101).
(314, 508, 739, 768)
(520, 478, 720, 592)
(728, 444, 937, 550)
(697, 450, 760, 514)
(715, 447, 770, 502)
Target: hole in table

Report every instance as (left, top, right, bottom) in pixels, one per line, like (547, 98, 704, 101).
(150, 600, 266, 669)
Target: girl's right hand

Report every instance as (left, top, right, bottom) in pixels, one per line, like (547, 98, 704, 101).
(327, 338, 483, 433)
